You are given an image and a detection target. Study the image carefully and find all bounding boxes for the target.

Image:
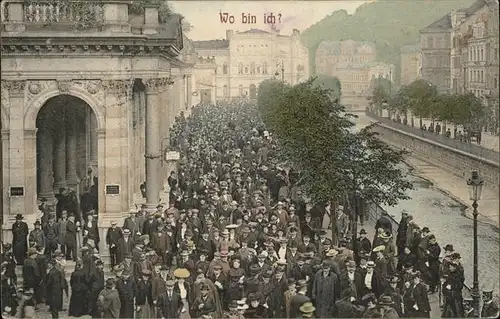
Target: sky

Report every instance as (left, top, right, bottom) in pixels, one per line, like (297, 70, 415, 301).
(170, 1, 369, 40)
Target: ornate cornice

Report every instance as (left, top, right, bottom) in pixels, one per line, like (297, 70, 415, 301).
(143, 77, 174, 93)
(0, 43, 181, 58)
(102, 80, 133, 96)
(2, 80, 26, 96)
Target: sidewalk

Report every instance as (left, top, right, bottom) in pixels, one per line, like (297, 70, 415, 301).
(380, 110, 500, 152)
(405, 156, 499, 229)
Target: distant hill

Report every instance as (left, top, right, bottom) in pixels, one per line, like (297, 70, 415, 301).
(301, 0, 477, 83)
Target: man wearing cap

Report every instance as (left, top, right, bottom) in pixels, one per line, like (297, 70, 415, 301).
(106, 220, 123, 269)
(46, 259, 68, 318)
(339, 260, 363, 300)
(116, 269, 137, 318)
(98, 278, 121, 318)
(396, 211, 410, 256)
(22, 248, 40, 306)
(116, 228, 134, 265)
(43, 215, 59, 257)
(312, 261, 340, 317)
(375, 211, 393, 236)
(441, 261, 465, 318)
(156, 280, 184, 318)
(208, 264, 228, 308)
(88, 259, 105, 317)
(408, 271, 430, 317)
(290, 279, 311, 318)
(481, 289, 499, 318)
(384, 276, 403, 317)
(379, 295, 399, 319)
(123, 211, 140, 240)
(354, 229, 371, 264)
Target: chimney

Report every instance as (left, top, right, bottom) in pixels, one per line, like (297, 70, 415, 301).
(226, 30, 233, 40)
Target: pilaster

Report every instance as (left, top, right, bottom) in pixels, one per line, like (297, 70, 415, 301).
(66, 110, 78, 190)
(53, 107, 67, 191)
(4, 80, 27, 219)
(143, 77, 171, 211)
(2, 130, 10, 217)
(102, 80, 133, 217)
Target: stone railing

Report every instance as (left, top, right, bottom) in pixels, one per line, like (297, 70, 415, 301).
(366, 111, 500, 164)
(1, 0, 166, 34)
(23, 0, 104, 25)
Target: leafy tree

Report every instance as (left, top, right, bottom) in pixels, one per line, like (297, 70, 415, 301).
(258, 79, 413, 210)
(398, 79, 439, 126)
(311, 75, 342, 101)
(448, 92, 486, 127)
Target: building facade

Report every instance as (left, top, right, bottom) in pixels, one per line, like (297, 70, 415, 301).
(1, 1, 192, 244)
(450, 0, 499, 132)
(315, 40, 377, 75)
(193, 29, 309, 100)
(420, 13, 453, 94)
(315, 40, 393, 111)
(400, 44, 422, 86)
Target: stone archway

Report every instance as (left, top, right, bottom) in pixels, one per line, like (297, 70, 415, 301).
(35, 94, 100, 221)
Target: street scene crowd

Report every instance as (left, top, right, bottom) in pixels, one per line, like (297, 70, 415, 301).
(1, 101, 499, 319)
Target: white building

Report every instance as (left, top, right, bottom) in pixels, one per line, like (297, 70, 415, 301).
(193, 29, 309, 100)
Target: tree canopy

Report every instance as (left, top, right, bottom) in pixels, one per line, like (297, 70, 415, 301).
(311, 75, 342, 101)
(301, 0, 476, 83)
(386, 79, 486, 127)
(258, 79, 412, 206)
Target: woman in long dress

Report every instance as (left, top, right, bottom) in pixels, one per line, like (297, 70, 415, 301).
(68, 261, 88, 317)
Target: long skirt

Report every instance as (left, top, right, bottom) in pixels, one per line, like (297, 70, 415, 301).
(69, 290, 88, 317)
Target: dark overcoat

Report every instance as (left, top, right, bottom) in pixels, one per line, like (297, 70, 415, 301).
(312, 270, 340, 318)
(46, 267, 67, 312)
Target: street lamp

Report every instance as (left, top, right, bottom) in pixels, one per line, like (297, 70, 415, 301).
(466, 170, 484, 316)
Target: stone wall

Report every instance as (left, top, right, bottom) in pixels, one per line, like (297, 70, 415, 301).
(371, 122, 499, 191)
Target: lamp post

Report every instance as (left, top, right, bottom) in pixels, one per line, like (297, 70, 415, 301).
(466, 171, 484, 316)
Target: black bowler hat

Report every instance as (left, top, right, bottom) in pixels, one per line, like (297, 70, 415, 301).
(444, 244, 454, 252)
(15, 214, 24, 220)
(359, 229, 367, 235)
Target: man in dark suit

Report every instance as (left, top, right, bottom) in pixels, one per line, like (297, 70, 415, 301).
(46, 259, 68, 318)
(123, 211, 141, 241)
(43, 215, 59, 256)
(116, 229, 134, 265)
(156, 280, 184, 318)
(375, 211, 393, 235)
(106, 220, 123, 268)
(289, 279, 311, 318)
(64, 213, 78, 261)
(12, 214, 29, 265)
(354, 229, 372, 264)
(410, 271, 431, 317)
(115, 270, 137, 319)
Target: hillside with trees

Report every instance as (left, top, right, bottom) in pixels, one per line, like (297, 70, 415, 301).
(301, 0, 476, 83)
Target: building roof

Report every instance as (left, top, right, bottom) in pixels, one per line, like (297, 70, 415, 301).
(193, 39, 229, 50)
(421, 13, 452, 32)
(459, 0, 489, 16)
(238, 29, 270, 34)
(401, 44, 421, 53)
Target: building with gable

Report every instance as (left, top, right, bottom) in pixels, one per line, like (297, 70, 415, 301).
(193, 28, 309, 100)
(315, 40, 393, 111)
(400, 44, 422, 86)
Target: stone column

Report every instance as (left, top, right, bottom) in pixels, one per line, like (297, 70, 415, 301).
(186, 75, 192, 108)
(143, 78, 166, 208)
(38, 124, 55, 203)
(53, 107, 67, 191)
(65, 110, 78, 190)
(89, 112, 98, 168)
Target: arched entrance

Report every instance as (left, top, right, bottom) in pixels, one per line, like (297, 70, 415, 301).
(35, 95, 98, 220)
(249, 84, 257, 99)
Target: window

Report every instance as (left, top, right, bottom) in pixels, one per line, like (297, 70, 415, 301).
(262, 62, 268, 74)
(494, 76, 498, 89)
(239, 85, 244, 96)
(250, 62, 255, 75)
(223, 85, 229, 97)
(427, 36, 434, 49)
(244, 67, 249, 74)
(480, 48, 484, 61)
(238, 63, 243, 74)
(480, 71, 484, 82)
(257, 66, 261, 74)
(223, 63, 228, 75)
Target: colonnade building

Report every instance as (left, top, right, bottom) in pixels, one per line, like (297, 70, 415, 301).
(1, 1, 194, 244)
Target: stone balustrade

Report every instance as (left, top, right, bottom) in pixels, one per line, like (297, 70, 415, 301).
(1, 0, 166, 34)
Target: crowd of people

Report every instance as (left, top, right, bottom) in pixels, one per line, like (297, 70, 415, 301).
(1, 101, 499, 319)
